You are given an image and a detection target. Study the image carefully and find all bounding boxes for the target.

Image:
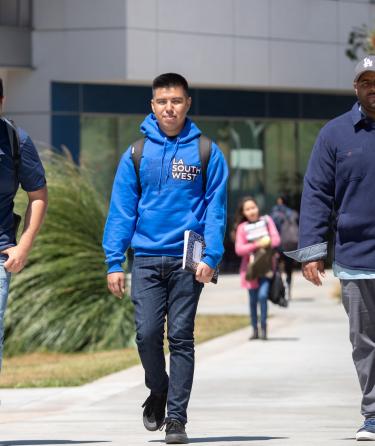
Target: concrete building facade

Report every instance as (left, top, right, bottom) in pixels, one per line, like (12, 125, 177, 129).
(1, 0, 373, 269)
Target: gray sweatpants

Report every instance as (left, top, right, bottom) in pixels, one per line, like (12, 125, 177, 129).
(342, 279, 375, 418)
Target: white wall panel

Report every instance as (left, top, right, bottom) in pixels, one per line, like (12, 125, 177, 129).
(125, 0, 157, 29)
(269, 40, 338, 90)
(5, 68, 49, 113)
(33, 0, 65, 29)
(270, 0, 337, 43)
(234, 38, 269, 87)
(234, 0, 269, 38)
(157, 32, 233, 85)
(33, 29, 127, 82)
(126, 29, 157, 80)
(157, 0, 234, 35)
(34, 0, 126, 29)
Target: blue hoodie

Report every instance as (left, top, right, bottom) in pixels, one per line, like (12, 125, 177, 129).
(102, 114, 228, 273)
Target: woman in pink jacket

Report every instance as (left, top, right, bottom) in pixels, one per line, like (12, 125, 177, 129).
(234, 196, 281, 340)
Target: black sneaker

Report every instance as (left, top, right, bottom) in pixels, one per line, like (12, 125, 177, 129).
(260, 327, 267, 340)
(249, 328, 258, 340)
(141, 392, 167, 431)
(164, 418, 188, 444)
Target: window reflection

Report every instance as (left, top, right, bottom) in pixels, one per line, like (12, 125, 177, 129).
(80, 115, 325, 271)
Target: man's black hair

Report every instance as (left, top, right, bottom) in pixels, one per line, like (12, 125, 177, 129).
(0, 78, 3, 98)
(152, 73, 189, 96)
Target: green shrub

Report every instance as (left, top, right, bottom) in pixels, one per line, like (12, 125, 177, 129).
(4, 150, 134, 355)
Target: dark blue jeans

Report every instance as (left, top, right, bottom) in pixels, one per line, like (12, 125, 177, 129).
(0, 254, 10, 370)
(248, 278, 270, 330)
(131, 256, 203, 425)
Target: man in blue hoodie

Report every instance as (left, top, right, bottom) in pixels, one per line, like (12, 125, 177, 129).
(103, 73, 228, 444)
(286, 55, 375, 441)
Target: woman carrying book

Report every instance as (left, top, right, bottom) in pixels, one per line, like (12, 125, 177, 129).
(234, 196, 280, 340)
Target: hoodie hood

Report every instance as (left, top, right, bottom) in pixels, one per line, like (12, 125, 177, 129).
(140, 113, 201, 144)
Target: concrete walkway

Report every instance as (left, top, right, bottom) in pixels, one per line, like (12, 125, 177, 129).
(0, 271, 364, 445)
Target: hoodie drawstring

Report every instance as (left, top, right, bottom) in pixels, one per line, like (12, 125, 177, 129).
(158, 137, 180, 191)
(158, 138, 168, 191)
(166, 138, 180, 183)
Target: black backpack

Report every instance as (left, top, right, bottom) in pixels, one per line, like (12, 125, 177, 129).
(280, 211, 299, 252)
(130, 136, 212, 193)
(2, 117, 20, 175)
(1, 117, 22, 235)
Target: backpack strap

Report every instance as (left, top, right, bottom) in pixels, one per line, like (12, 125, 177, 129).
(2, 117, 20, 164)
(2, 117, 20, 184)
(198, 135, 212, 193)
(131, 138, 145, 194)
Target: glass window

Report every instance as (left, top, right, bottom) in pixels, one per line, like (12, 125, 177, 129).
(298, 121, 326, 174)
(264, 121, 297, 208)
(195, 119, 266, 216)
(80, 115, 143, 199)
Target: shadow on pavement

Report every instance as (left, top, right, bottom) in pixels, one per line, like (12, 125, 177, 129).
(266, 337, 299, 342)
(290, 297, 315, 303)
(150, 436, 288, 443)
(0, 441, 110, 445)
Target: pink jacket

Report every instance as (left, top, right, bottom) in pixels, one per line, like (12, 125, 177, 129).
(235, 216, 281, 290)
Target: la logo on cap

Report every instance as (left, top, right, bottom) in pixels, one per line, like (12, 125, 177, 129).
(364, 57, 373, 68)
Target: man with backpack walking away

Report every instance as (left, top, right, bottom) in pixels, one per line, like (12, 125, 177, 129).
(0, 78, 47, 375)
(271, 195, 299, 299)
(102, 73, 228, 444)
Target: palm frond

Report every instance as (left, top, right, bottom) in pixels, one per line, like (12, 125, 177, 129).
(5, 150, 134, 355)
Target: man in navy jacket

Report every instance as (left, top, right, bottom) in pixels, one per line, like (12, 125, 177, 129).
(287, 55, 375, 441)
(0, 79, 47, 374)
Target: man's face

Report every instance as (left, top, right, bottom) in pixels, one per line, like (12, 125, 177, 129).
(355, 72, 375, 114)
(151, 86, 191, 136)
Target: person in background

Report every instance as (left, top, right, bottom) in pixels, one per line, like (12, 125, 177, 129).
(234, 196, 280, 340)
(271, 195, 299, 299)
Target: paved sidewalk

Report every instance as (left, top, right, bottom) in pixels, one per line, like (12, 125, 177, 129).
(0, 271, 364, 445)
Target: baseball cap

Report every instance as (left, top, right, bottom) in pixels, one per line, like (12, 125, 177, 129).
(354, 55, 375, 82)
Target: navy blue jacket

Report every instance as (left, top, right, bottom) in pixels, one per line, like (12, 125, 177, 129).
(0, 120, 46, 251)
(287, 102, 375, 270)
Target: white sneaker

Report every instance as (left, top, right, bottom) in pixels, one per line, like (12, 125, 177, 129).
(356, 419, 375, 441)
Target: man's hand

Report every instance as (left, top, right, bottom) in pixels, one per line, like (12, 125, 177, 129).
(302, 260, 325, 286)
(196, 262, 214, 284)
(107, 272, 126, 299)
(1, 245, 29, 273)
(1, 186, 48, 274)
